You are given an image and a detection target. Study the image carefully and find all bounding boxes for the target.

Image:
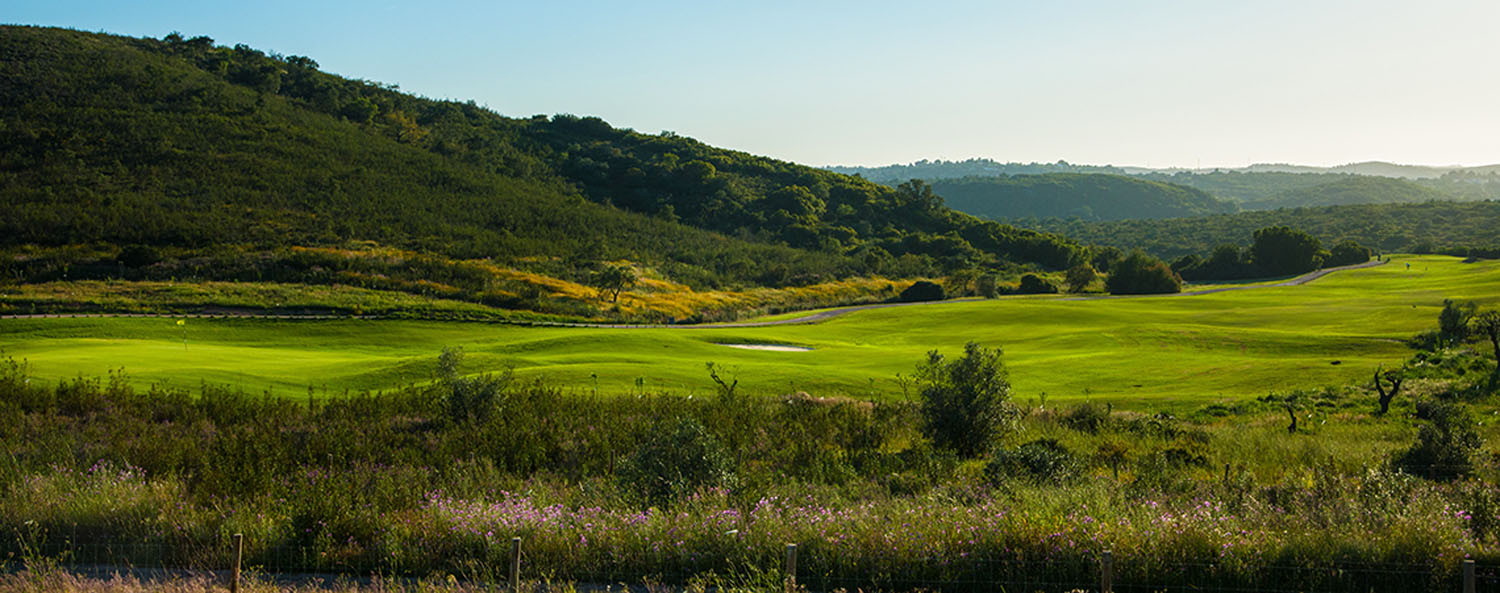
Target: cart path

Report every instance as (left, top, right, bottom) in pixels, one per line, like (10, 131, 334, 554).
(0, 259, 1389, 328)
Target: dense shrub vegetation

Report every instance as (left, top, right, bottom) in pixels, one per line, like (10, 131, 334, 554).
(1021, 200, 1500, 261)
(927, 174, 1236, 221)
(0, 26, 1088, 320)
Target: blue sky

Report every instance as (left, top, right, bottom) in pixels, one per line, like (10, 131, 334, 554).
(8, 0, 1500, 168)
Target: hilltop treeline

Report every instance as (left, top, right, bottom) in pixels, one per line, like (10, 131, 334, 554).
(1018, 201, 1500, 261)
(0, 26, 1086, 302)
(929, 174, 1237, 221)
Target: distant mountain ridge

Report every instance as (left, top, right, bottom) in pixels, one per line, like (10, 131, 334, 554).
(831, 158, 1500, 182)
(830, 158, 1500, 217)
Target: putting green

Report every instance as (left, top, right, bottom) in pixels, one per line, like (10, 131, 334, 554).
(1, 255, 1496, 411)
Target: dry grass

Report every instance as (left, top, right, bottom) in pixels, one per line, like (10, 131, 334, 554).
(0, 570, 509, 593)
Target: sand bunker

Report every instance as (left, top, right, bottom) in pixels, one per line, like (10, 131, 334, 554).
(716, 343, 813, 352)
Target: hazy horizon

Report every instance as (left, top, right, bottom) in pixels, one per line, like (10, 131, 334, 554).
(10, 0, 1500, 170)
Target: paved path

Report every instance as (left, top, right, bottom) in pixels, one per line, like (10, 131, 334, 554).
(0, 259, 1389, 328)
(1062, 258, 1388, 301)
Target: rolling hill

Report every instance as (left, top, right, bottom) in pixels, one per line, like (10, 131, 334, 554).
(1238, 176, 1450, 210)
(1019, 200, 1500, 260)
(0, 26, 1085, 319)
(929, 174, 1237, 221)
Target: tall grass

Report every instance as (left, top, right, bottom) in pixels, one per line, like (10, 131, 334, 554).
(1, 345, 1498, 591)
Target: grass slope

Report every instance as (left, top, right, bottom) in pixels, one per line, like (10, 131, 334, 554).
(3, 255, 1495, 411)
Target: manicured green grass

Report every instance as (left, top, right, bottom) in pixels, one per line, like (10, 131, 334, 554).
(2, 255, 1496, 411)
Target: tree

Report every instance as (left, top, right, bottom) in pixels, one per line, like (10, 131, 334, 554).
(975, 273, 1000, 298)
(1251, 225, 1323, 276)
(1016, 273, 1058, 294)
(590, 264, 637, 303)
(1473, 310, 1500, 374)
(340, 96, 378, 123)
(898, 280, 944, 302)
(764, 185, 825, 224)
(945, 268, 979, 296)
(895, 179, 943, 213)
(916, 342, 1019, 457)
(1438, 299, 1476, 346)
(1373, 366, 1404, 415)
(1064, 263, 1097, 293)
(1325, 239, 1372, 267)
(1105, 251, 1181, 295)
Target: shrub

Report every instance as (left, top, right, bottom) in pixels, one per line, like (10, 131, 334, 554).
(617, 418, 735, 506)
(975, 274, 999, 298)
(1325, 239, 1372, 267)
(437, 347, 509, 423)
(916, 342, 1018, 457)
(898, 280, 945, 302)
(985, 439, 1078, 484)
(1064, 263, 1097, 293)
(1016, 273, 1058, 294)
(1061, 401, 1111, 433)
(1394, 400, 1482, 481)
(1105, 251, 1181, 295)
(1439, 299, 1476, 346)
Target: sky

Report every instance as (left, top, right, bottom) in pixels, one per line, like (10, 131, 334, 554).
(7, 0, 1500, 168)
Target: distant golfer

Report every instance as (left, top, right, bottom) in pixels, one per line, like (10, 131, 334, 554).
(1406, 263, 1411, 270)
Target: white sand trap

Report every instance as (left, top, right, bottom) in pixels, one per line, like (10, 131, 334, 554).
(716, 343, 813, 352)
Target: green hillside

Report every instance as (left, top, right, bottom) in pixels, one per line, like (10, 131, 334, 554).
(1135, 170, 1353, 203)
(0, 26, 1084, 316)
(930, 173, 1237, 221)
(1240, 176, 1449, 210)
(1021, 200, 1500, 260)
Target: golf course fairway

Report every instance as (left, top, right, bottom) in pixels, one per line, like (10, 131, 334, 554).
(2, 255, 1496, 411)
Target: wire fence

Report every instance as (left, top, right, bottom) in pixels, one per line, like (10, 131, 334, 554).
(6, 533, 1500, 593)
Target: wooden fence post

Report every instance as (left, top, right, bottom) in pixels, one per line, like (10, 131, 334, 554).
(230, 533, 242, 593)
(784, 543, 798, 593)
(1463, 559, 1475, 593)
(510, 537, 523, 593)
(1100, 549, 1113, 593)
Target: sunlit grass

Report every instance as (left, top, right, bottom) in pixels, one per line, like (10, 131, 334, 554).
(1, 255, 1496, 410)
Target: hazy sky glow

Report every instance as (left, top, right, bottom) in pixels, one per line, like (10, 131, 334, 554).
(9, 0, 1500, 168)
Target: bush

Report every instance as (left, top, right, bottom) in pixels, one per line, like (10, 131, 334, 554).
(1016, 273, 1058, 294)
(437, 347, 510, 423)
(898, 280, 945, 302)
(1060, 401, 1111, 433)
(916, 342, 1018, 457)
(975, 274, 999, 298)
(1064, 263, 1097, 293)
(1325, 239, 1372, 267)
(1105, 251, 1182, 295)
(1394, 400, 1482, 481)
(1439, 299, 1476, 346)
(985, 439, 1078, 484)
(617, 418, 736, 506)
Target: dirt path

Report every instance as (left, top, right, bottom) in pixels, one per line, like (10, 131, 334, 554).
(0, 259, 1389, 328)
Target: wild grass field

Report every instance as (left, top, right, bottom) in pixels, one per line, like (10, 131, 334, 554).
(4, 254, 1500, 592)
(1, 255, 1494, 410)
